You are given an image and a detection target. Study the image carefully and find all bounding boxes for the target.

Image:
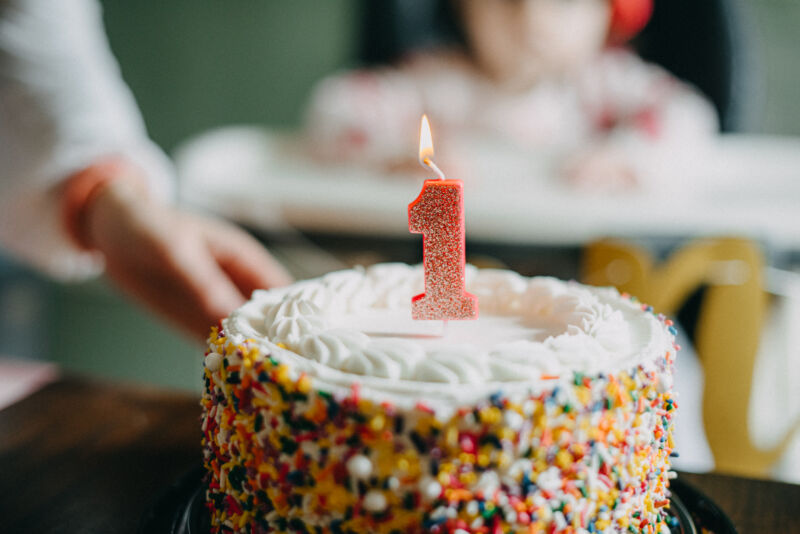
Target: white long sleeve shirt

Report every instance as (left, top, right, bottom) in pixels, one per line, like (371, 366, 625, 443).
(306, 49, 718, 183)
(0, 0, 173, 280)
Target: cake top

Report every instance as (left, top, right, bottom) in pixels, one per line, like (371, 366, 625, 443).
(221, 263, 674, 414)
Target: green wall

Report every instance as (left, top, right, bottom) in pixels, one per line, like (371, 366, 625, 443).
(749, 0, 800, 136)
(48, 280, 204, 391)
(102, 0, 360, 151)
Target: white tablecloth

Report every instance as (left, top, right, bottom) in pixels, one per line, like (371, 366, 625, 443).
(176, 129, 800, 250)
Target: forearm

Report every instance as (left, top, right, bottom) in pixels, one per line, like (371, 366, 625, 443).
(0, 0, 173, 279)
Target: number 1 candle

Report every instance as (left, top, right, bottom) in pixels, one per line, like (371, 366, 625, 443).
(408, 115, 478, 321)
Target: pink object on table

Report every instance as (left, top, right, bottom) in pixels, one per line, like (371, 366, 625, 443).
(408, 115, 478, 321)
(0, 357, 58, 410)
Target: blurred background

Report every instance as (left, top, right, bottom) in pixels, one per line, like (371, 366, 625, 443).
(1, 0, 799, 480)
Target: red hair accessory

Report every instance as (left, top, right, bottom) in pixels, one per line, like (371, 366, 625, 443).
(609, 0, 654, 44)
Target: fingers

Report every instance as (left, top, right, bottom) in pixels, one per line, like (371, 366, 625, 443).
(204, 221, 293, 298)
(105, 241, 247, 341)
(96, 204, 292, 342)
(170, 241, 249, 323)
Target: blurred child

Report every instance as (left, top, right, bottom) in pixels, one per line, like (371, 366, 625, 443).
(306, 0, 717, 190)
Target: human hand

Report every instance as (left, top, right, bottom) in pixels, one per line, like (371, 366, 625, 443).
(85, 176, 292, 341)
(563, 145, 638, 191)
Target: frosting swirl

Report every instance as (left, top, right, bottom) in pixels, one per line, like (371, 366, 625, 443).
(223, 264, 672, 411)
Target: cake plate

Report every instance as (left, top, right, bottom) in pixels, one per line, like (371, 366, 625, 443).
(140, 467, 736, 534)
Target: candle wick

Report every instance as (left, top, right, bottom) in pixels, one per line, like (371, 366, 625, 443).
(422, 157, 446, 181)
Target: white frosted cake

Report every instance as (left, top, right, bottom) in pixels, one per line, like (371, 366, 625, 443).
(201, 263, 679, 533)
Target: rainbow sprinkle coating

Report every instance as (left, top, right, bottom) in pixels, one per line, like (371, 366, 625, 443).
(201, 302, 679, 534)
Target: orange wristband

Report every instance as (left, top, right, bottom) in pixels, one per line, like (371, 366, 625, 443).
(61, 158, 140, 250)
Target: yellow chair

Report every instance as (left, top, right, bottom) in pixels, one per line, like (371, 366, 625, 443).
(582, 237, 800, 477)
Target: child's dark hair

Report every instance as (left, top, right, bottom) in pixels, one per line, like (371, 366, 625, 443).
(359, 0, 467, 66)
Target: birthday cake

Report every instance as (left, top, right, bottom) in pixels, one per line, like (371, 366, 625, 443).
(201, 263, 679, 533)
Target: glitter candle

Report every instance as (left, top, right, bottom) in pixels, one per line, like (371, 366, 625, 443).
(408, 115, 478, 321)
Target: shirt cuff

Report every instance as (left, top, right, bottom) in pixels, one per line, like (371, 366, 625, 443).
(0, 140, 174, 281)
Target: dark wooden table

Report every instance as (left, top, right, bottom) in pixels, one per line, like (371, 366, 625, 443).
(1, 378, 798, 534)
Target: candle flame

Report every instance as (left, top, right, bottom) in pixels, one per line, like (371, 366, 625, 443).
(418, 114, 445, 179)
(419, 114, 434, 164)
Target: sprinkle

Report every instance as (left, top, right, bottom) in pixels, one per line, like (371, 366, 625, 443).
(419, 477, 443, 501)
(363, 490, 387, 513)
(346, 454, 373, 479)
(370, 414, 386, 432)
(296, 373, 312, 394)
(415, 401, 435, 414)
(205, 352, 223, 372)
